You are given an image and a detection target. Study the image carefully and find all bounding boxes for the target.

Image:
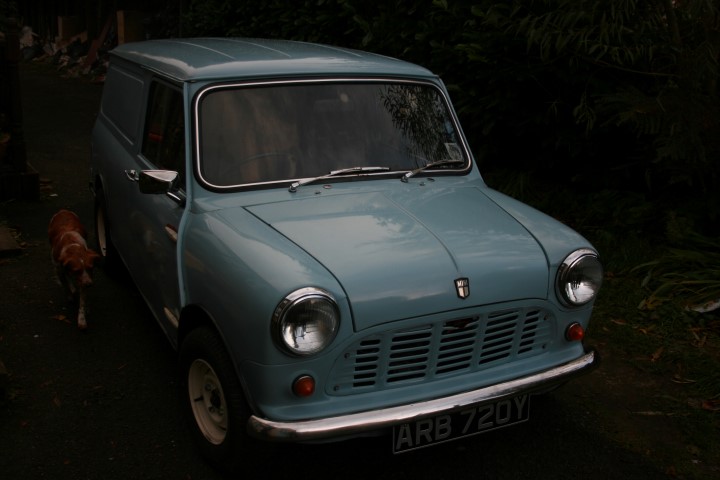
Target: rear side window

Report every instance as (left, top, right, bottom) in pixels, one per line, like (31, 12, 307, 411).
(142, 81, 186, 187)
(101, 64, 144, 143)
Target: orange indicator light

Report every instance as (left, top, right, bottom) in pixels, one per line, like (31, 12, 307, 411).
(292, 375, 316, 397)
(565, 323, 585, 341)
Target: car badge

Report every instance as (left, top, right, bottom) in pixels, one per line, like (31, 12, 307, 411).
(455, 278, 470, 299)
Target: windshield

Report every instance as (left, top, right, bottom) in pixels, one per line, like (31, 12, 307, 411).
(196, 81, 468, 187)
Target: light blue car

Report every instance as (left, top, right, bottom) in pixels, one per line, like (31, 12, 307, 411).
(90, 38, 602, 471)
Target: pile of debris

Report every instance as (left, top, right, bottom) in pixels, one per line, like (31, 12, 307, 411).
(16, 10, 172, 83)
(19, 24, 114, 82)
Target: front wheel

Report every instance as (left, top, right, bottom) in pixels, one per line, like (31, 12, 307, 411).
(179, 327, 268, 472)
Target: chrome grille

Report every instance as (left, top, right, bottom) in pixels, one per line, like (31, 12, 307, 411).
(329, 307, 552, 395)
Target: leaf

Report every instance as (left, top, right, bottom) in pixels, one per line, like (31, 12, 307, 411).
(650, 346, 664, 362)
(639, 321, 658, 334)
(51, 314, 70, 324)
(688, 397, 720, 411)
(671, 374, 695, 384)
(690, 299, 720, 313)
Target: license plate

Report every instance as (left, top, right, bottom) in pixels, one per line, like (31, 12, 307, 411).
(392, 395, 530, 453)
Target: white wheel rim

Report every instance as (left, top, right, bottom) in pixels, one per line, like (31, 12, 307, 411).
(188, 359, 228, 445)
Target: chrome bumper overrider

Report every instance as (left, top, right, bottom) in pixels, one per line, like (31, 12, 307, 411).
(247, 349, 598, 442)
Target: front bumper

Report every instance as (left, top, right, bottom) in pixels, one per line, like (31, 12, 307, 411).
(247, 348, 599, 442)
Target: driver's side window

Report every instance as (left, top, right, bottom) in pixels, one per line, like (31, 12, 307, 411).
(142, 81, 186, 188)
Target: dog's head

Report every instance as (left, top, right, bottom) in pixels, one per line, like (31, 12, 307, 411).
(59, 245, 101, 287)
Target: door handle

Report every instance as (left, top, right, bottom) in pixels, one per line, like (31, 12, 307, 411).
(125, 169, 139, 182)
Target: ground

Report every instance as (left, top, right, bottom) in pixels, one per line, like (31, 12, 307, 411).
(560, 273, 720, 479)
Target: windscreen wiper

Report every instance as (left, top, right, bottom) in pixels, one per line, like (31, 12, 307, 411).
(401, 159, 466, 183)
(289, 166, 391, 192)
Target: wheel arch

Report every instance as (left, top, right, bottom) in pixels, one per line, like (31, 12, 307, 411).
(178, 304, 218, 347)
(177, 304, 258, 413)
(92, 175, 124, 273)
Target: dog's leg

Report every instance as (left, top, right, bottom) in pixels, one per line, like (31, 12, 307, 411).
(55, 264, 76, 301)
(66, 272, 77, 297)
(77, 286, 88, 330)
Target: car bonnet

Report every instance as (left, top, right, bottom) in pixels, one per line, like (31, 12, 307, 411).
(238, 186, 549, 331)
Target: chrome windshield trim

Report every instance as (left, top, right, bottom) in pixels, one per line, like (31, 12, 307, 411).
(247, 349, 598, 442)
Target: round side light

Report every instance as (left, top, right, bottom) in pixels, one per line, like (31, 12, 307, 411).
(565, 322, 585, 342)
(292, 375, 316, 397)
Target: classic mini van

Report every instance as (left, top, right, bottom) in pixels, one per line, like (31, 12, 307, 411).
(90, 38, 602, 471)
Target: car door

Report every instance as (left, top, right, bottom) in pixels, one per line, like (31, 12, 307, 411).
(126, 79, 186, 337)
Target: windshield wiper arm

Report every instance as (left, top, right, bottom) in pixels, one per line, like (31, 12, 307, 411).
(289, 166, 390, 192)
(401, 159, 466, 183)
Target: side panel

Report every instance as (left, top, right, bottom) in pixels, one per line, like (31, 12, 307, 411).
(92, 61, 148, 264)
(92, 61, 187, 342)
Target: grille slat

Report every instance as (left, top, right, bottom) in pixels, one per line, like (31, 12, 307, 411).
(331, 307, 554, 395)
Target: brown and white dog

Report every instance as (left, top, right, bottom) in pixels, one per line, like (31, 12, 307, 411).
(48, 209, 100, 330)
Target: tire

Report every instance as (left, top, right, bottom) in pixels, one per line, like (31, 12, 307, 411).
(93, 186, 121, 273)
(179, 327, 268, 472)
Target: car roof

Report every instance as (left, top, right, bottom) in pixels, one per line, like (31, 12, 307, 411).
(109, 38, 437, 82)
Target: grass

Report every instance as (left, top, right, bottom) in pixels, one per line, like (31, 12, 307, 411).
(590, 268, 720, 478)
(592, 270, 720, 397)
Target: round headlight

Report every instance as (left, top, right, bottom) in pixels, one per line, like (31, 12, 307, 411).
(272, 288, 339, 356)
(556, 249, 603, 307)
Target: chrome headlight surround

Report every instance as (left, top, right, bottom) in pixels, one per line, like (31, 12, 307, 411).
(555, 249, 603, 307)
(272, 287, 340, 357)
